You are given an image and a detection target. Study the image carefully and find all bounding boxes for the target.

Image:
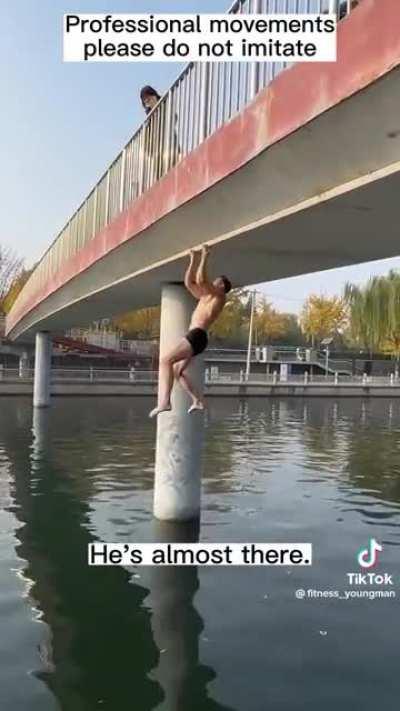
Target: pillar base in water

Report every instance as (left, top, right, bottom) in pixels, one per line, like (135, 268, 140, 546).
(33, 332, 52, 408)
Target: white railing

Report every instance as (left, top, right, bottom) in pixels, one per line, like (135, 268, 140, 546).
(206, 370, 400, 386)
(51, 368, 157, 382)
(2, 365, 400, 388)
(0, 366, 157, 383)
(8, 0, 347, 329)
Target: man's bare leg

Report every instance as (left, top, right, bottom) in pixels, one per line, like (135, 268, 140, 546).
(174, 359, 205, 414)
(149, 339, 193, 418)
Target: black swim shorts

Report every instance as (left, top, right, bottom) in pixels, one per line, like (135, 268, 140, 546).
(185, 328, 208, 356)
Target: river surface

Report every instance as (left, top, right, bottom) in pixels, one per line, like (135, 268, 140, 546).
(0, 396, 400, 711)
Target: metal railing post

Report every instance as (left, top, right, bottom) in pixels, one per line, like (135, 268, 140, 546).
(329, 0, 339, 16)
(164, 94, 173, 174)
(249, 0, 262, 98)
(138, 129, 146, 196)
(81, 202, 87, 251)
(199, 63, 211, 143)
(104, 171, 111, 226)
(92, 187, 98, 238)
(119, 149, 127, 213)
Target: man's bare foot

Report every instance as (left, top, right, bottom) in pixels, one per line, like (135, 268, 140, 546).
(188, 401, 205, 414)
(149, 404, 172, 418)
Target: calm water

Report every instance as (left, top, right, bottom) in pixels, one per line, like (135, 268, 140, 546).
(1, 396, 400, 711)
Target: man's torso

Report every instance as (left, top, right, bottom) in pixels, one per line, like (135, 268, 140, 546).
(190, 294, 225, 331)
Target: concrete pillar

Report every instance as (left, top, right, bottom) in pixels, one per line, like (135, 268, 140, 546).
(154, 284, 204, 522)
(19, 351, 30, 379)
(33, 332, 52, 408)
(32, 407, 50, 463)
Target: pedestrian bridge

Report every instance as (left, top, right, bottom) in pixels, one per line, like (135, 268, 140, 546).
(6, 0, 400, 343)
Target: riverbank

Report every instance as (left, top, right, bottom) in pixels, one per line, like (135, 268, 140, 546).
(2, 379, 400, 398)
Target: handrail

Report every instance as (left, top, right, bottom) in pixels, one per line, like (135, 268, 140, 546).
(9, 0, 345, 328)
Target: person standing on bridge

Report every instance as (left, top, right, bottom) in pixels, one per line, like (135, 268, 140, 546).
(140, 85, 163, 185)
(140, 85, 161, 115)
(140, 85, 180, 183)
(149, 246, 232, 418)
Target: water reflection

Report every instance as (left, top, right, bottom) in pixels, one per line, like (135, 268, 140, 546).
(4, 404, 161, 710)
(148, 520, 235, 710)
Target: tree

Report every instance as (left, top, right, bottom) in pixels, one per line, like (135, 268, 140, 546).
(345, 270, 400, 358)
(0, 246, 23, 313)
(254, 297, 292, 344)
(300, 294, 348, 347)
(113, 306, 161, 339)
(276, 313, 306, 347)
(1, 268, 32, 314)
(381, 270, 400, 361)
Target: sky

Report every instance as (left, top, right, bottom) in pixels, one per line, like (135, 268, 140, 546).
(1, 0, 399, 315)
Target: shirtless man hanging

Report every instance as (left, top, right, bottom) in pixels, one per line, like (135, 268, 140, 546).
(149, 245, 232, 418)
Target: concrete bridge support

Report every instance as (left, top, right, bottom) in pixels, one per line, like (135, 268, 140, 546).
(33, 332, 52, 407)
(153, 284, 204, 522)
(19, 351, 30, 379)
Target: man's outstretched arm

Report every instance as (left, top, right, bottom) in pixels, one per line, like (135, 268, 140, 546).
(196, 245, 218, 295)
(184, 250, 203, 298)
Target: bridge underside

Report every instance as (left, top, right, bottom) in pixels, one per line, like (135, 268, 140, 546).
(7, 0, 400, 342)
(12, 165, 400, 345)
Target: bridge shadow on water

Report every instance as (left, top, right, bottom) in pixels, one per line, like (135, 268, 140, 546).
(1, 403, 236, 711)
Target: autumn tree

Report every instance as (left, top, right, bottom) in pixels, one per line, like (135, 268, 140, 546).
(1, 268, 32, 314)
(0, 246, 23, 313)
(300, 294, 348, 347)
(113, 306, 161, 339)
(276, 313, 306, 347)
(254, 297, 292, 344)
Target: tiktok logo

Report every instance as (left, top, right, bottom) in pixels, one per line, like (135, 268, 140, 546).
(357, 538, 383, 569)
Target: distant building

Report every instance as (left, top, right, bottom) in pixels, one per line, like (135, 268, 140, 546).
(67, 326, 157, 357)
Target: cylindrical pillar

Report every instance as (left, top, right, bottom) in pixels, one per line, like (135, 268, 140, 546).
(33, 332, 52, 408)
(154, 284, 205, 521)
(19, 351, 30, 379)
